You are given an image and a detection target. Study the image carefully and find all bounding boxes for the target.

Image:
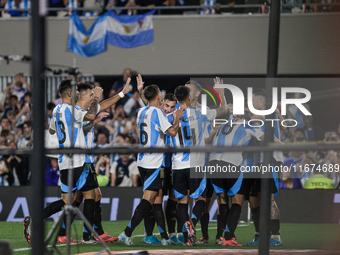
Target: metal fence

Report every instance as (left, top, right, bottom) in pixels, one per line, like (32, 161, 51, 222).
(0, 74, 94, 103)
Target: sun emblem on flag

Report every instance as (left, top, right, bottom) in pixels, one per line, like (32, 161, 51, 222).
(124, 25, 131, 34)
(83, 37, 90, 44)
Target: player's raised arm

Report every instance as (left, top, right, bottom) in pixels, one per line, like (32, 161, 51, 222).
(214, 77, 228, 117)
(137, 74, 148, 106)
(84, 86, 103, 121)
(99, 78, 132, 112)
(165, 108, 185, 137)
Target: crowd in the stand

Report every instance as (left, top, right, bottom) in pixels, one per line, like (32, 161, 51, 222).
(1, 0, 339, 18)
(0, 68, 339, 189)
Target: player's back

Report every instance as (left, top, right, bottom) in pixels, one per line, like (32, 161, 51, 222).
(171, 107, 210, 170)
(51, 103, 86, 170)
(210, 122, 263, 166)
(137, 106, 172, 169)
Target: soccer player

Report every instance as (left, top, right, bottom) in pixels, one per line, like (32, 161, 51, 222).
(118, 76, 184, 246)
(186, 77, 227, 244)
(49, 79, 103, 243)
(59, 80, 132, 243)
(246, 88, 284, 247)
(210, 113, 264, 246)
(170, 85, 227, 247)
(141, 92, 181, 244)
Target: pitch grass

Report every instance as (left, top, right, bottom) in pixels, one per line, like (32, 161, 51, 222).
(3, 221, 340, 255)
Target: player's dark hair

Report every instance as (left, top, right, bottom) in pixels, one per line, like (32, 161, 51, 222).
(253, 88, 266, 97)
(174, 85, 190, 103)
(185, 80, 202, 90)
(58, 79, 72, 98)
(47, 102, 56, 111)
(164, 93, 176, 102)
(77, 83, 93, 95)
(144, 84, 160, 101)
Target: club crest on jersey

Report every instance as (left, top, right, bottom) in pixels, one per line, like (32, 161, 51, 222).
(54, 113, 62, 118)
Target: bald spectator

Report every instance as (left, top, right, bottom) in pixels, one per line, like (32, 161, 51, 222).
(109, 68, 136, 99)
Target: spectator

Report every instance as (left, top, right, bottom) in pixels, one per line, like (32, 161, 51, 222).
(95, 130, 110, 148)
(23, 91, 32, 105)
(2, 0, 31, 17)
(109, 68, 136, 98)
(0, 116, 11, 134)
(290, 127, 306, 142)
(11, 73, 31, 103)
(282, 149, 303, 189)
(106, 0, 134, 15)
(105, 104, 127, 142)
(110, 153, 139, 187)
(46, 102, 56, 128)
(303, 174, 335, 189)
(4, 140, 28, 186)
(324, 131, 340, 143)
(302, 115, 326, 141)
(0, 158, 14, 186)
(45, 157, 60, 186)
(18, 121, 33, 149)
(95, 154, 111, 187)
(134, 0, 161, 14)
(3, 95, 19, 118)
(295, 150, 319, 187)
(162, 0, 183, 14)
(123, 91, 144, 118)
(14, 102, 31, 127)
(48, 0, 65, 16)
(0, 135, 7, 149)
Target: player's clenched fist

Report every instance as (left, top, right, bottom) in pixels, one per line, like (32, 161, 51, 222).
(93, 86, 103, 98)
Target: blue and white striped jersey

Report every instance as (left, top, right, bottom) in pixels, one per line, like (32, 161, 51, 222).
(75, 104, 101, 164)
(163, 114, 173, 168)
(5, 0, 31, 17)
(137, 106, 172, 169)
(170, 107, 211, 170)
(210, 122, 264, 166)
(50, 103, 87, 170)
(259, 113, 284, 163)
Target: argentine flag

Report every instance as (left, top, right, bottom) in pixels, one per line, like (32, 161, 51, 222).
(68, 12, 108, 57)
(106, 9, 156, 48)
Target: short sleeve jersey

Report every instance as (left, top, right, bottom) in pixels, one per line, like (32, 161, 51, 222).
(137, 106, 172, 169)
(170, 107, 211, 170)
(49, 103, 87, 170)
(210, 122, 264, 166)
(75, 104, 101, 164)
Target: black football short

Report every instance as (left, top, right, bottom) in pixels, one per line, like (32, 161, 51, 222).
(60, 163, 98, 194)
(172, 168, 207, 199)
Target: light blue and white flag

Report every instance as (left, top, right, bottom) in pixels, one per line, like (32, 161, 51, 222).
(68, 12, 108, 57)
(106, 9, 156, 48)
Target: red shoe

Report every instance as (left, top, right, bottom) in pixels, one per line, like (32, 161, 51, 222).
(57, 236, 79, 244)
(23, 216, 31, 244)
(221, 237, 243, 247)
(95, 232, 118, 243)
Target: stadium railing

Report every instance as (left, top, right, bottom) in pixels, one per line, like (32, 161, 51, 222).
(2, 3, 340, 15)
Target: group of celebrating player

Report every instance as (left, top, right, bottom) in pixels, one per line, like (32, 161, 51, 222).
(24, 74, 283, 248)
